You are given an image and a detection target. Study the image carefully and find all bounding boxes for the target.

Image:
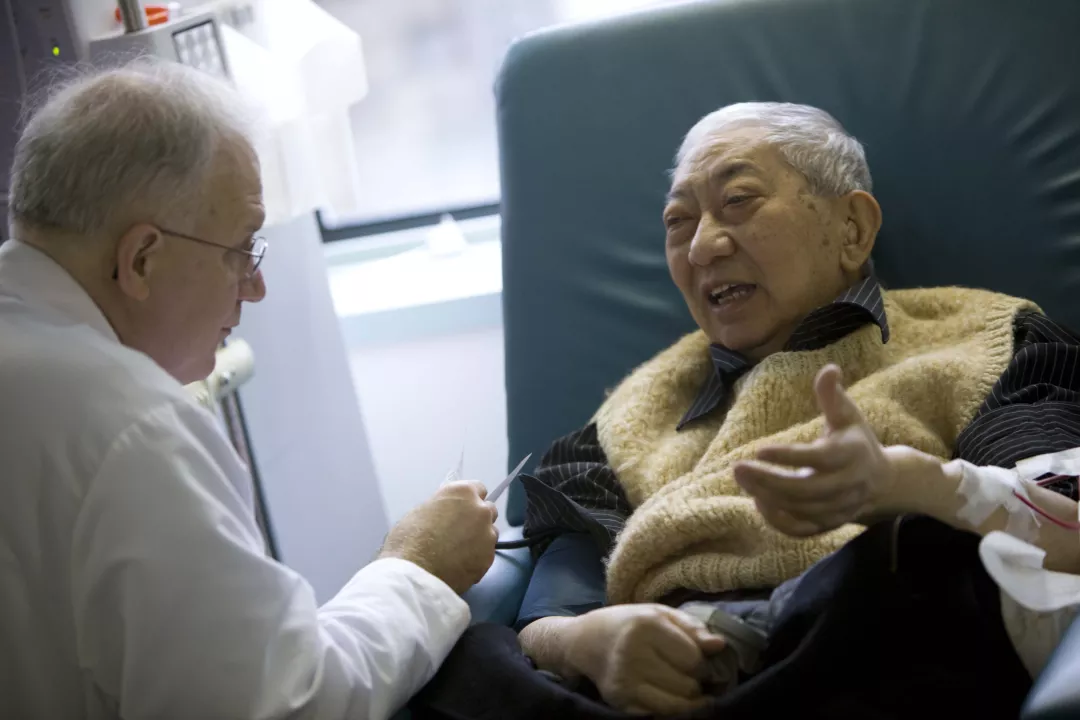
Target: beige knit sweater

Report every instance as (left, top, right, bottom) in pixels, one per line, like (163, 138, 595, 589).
(596, 287, 1037, 605)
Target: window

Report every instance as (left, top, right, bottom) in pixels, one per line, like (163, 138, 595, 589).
(316, 0, 678, 226)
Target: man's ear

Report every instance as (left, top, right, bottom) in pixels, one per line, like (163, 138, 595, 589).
(114, 224, 164, 302)
(839, 190, 882, 274)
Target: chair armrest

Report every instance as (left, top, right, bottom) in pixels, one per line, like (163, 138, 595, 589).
(461, 526, 534, 626)
(1023, 612, 1080, 719)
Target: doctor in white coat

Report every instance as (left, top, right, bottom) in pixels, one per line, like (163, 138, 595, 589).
(0, 59, 498, 720)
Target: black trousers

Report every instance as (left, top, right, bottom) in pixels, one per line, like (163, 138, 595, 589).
(410, 516, 1032, 720)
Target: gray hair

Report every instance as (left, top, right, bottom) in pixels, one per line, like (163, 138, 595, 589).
(8, 58, 256, 238)
(675, 102, 872, 195)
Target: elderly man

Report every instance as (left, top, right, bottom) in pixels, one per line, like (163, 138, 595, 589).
(0, 62, 499, 719)
(497, 103, 1080, 716)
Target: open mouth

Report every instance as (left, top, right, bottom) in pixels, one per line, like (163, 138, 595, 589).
(708, 283, 757, 307)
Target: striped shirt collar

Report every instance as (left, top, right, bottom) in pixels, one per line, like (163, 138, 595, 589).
(677, 274, 889, 430)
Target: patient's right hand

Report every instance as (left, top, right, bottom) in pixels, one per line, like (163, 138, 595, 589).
(566, 604, 727, 715)
(378, 481, 498, 595)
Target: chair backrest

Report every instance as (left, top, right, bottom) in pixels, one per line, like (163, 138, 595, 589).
(496, 0, 1080, 524)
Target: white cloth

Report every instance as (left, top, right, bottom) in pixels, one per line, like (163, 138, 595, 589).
(980, 533, 1080, 677)
(972, 448, 1080, 678)
(0, 240, 470, 719)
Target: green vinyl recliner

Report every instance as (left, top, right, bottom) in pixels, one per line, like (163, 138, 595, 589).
(461, 0, 1080, 715)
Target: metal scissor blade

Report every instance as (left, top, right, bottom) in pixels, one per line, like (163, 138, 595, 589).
(444, 445, 466, 485)
(487, 453, 532, 503)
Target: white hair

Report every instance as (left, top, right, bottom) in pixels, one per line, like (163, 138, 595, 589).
(675, 102, 872, 195)
(8, 58, 257, 238)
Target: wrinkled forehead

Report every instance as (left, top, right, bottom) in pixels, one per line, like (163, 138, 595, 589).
(192, 137, 264, 228)
(670, 124, 780, 192)
(216, 135, 262, 188)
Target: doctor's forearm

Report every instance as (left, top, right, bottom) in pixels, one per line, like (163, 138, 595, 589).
(878, 446, 1080, 573)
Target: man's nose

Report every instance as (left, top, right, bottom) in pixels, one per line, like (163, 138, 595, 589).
(239, 269, 267, 303)
(688, 212, 735, 266)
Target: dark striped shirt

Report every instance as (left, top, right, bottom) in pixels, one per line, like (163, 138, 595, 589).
(515, 285, 1080, 628)
(679, 274, 888, 428)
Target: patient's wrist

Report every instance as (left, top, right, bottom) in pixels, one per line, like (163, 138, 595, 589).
(878, 445, 973, 528)
(519, 615, 584, 679)
(876, 445, 947, 517)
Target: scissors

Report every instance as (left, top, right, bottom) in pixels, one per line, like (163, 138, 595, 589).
(487, 453, 532, 503)
(444, 450, 531, 503)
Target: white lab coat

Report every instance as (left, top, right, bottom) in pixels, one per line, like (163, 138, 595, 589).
(0, 240, 470, 719)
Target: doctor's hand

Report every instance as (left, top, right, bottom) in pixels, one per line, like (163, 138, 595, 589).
(379, 481, 498, 594)
(733, 364, 895, 537)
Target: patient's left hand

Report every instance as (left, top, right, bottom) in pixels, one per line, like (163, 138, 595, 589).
(733, 364, 894, 537)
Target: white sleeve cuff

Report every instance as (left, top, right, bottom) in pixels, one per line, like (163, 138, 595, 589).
(352, 557, 472, 638)
(317, 557, 471, 719)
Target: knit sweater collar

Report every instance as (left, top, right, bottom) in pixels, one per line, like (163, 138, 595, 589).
(678, 274, 889, 430)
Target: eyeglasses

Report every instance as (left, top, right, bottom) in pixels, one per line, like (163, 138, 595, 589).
(156, 225, 268, 279)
